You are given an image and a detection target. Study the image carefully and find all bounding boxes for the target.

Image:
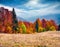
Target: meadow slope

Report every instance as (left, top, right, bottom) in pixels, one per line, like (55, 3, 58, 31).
(0, 31, 60, 47)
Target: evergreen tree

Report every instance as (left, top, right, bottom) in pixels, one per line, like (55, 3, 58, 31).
(12, 8, 18, 31)
(58, 24, 60, 31)
(35, 20, 39, 32)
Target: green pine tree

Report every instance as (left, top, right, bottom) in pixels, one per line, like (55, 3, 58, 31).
(35, 20, 39, 32)
(12, 8, 18, 31)
(58, 24, 60, 31)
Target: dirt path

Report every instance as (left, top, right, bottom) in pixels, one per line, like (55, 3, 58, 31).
(0, 31, 60, 47)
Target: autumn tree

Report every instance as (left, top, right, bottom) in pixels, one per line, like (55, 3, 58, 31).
(21, 22, 26, 33)
(35, 18, 46, 32)
(24, 22, 32, 33)
(18, 21, 23, 33)
(6, 26, 12, 33)
(50, 26, 56, 31)
(42, 19, 47, 28)
(38, 27, 43, 32)
(37, 18, 42, 27)
(46, 21, 51, 31)
(49, 20, 58, 30)
(29, 22, 34, 33)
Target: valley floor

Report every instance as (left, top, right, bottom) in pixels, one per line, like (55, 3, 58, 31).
(0, 31, 60, 47)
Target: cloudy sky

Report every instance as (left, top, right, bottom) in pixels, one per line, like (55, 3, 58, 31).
(0, 0, 60, 22)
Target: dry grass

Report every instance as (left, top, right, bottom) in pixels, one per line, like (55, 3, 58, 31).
(0, 31, 60, 47)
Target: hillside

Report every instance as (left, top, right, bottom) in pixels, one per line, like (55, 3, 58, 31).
(0, 31, 60, 47)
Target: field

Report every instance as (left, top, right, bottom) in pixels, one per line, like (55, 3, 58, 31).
(0, 31, 60, 47)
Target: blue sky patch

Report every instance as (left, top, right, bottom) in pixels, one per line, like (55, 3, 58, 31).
(0, 0, 60, 24)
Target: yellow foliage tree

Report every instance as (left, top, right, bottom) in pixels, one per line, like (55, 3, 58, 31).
(38, 27, 46, 32)
(38, 27, 43, 32)
(21, 22, 26, 33)
(49, 26, 56, 31)
(6, 26, 12, 33)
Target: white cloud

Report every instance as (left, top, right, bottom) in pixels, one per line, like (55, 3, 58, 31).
(0, 3, 60, 20)
(0, 4, 28, 18)
(16, 3, 60, 19)
(15, 0, 60, 19)
(21, 0, 49, 9)
(0, 4, 12, 11)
